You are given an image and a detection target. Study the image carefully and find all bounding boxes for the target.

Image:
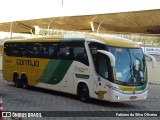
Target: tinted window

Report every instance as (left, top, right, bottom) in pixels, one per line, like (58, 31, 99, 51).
(95, 53, 112, 80)
(88, 42, 105, 67)
(98, 56, 109, 79)
(4, 41, 89, 66)
(57, 42, 89, 65)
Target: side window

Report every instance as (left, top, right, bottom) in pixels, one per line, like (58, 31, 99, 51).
(4, 42, 20, 57)
(41, 43, 50, 58)
(32, 42, 55, 59)
(88, 42, 105, 66)
(74, 46, 88, 65)
(98, 56, 108, 79)
(4, 41, 89, 66)
(56, 41, 89, 66)
(73, 42, 89, 66)
(51, 43, 59, 59)
(32, 43, 42, 58)
(96, 53, 111, 79)
(4, 43, 11, 56)
(25, 43, 37, 57)
(58, 43, 70, 60)
(19, 42, 42, 58)
(19, 43, 28, 57)
(48, 44, 55, 58)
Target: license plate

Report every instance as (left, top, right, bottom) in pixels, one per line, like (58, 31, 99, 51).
(130, 96, 137, 100)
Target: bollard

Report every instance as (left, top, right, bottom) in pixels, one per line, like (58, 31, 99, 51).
(0, 97, 4, 120)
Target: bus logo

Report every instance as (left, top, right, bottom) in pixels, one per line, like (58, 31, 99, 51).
(95, 91, 107, 99)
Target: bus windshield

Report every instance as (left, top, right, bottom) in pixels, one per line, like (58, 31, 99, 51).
(108, 47, 147, 86)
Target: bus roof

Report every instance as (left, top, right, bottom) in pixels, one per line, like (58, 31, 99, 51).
(86, 34, 140, 48)
(5, 34, 140, 48)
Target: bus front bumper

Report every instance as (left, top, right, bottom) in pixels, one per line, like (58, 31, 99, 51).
(109, 89, 148, 102)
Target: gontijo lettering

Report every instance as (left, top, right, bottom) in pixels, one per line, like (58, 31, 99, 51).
(16, 59, 39, 67)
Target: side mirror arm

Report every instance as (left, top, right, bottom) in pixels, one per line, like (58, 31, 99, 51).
(145, 54, 156, 68)
(97, 50, 115, 67)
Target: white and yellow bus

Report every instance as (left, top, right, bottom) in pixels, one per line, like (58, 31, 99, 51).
(3, 34, 155, 102)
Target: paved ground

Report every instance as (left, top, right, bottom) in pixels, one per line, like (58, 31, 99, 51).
(0, 71, 160, 120)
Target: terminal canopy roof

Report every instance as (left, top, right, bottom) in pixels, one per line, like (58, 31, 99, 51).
(0, 9, 160, 34)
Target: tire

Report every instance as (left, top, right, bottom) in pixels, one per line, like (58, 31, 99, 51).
(79, 84, 90, 102)
(13, 74, 21, 88)
(21, 75, 28, 89)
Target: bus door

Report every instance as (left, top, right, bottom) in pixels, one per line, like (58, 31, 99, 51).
(93, 52, 111, 100)
(88, 42, 110, 99)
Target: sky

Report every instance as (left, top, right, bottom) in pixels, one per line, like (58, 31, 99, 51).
(0, 0, 160, 23)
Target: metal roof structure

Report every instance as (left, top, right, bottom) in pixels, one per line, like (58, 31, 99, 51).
(0, 9, 160, 34)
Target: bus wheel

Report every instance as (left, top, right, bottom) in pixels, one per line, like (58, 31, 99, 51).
(78, 84, 90, 102)
(21, 75, 28, 89)
(13, 74, 21, 88)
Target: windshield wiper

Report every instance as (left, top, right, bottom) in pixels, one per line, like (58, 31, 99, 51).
(114, 80, 127, 86)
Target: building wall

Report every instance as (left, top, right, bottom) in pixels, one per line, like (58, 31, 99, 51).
(146, 60, 160, 84)
(0, 54, 2, 70)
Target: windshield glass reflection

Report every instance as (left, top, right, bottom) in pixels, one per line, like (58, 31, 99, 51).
(108, 47, 147, 86)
